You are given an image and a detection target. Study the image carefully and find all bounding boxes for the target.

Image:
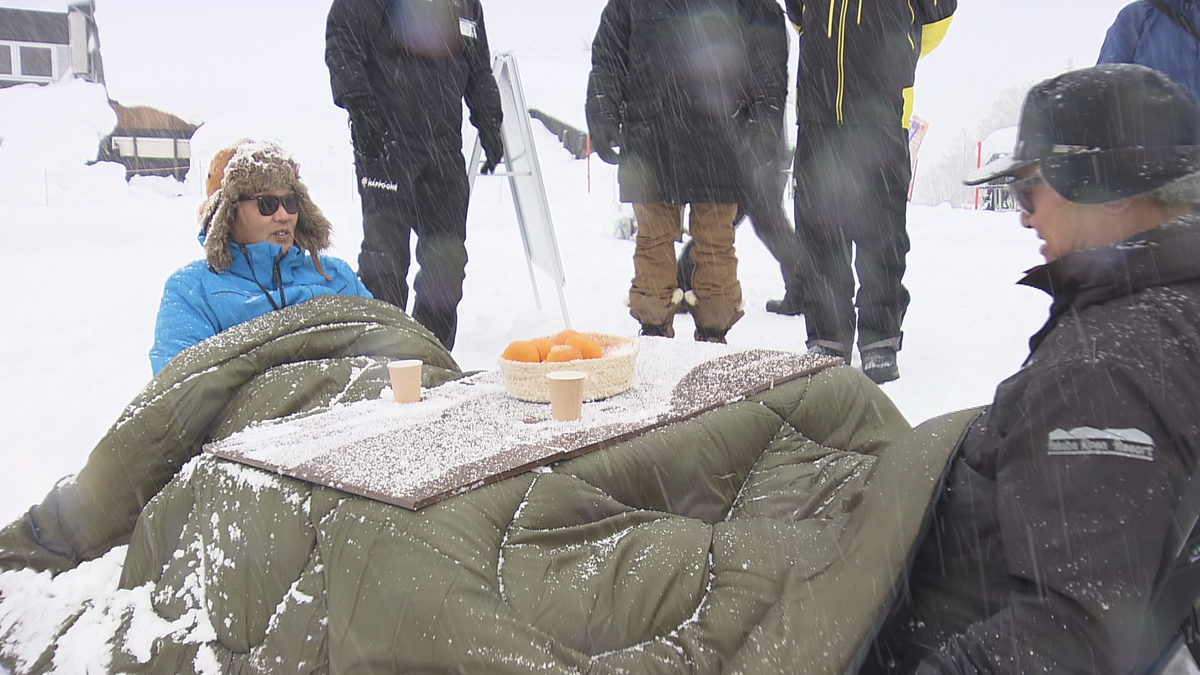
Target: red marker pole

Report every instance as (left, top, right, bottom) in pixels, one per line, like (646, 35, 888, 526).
(974, 141, 982, 210)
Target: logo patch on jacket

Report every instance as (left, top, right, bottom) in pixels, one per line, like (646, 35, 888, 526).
(360, 176, 399, 192)
(459, 18, 477, 38)
(1047, 426, 1155, 461)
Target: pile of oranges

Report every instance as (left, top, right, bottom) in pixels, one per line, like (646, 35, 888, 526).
(502, 329, 605, 363)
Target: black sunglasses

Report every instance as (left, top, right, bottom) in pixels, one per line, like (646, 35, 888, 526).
(1007, 174, 1043, 215)
(239, 193, 301, 216)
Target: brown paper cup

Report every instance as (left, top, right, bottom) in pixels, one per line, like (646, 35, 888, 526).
(388, 359, 422, 403)
(546, 370, 587, 421)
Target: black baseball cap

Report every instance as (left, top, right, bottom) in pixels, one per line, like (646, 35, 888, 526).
(965, 64, 1200, 203)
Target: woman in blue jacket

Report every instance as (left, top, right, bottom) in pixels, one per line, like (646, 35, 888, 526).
(1098, 0, 1200, 136)
(150, 140, 372, 374)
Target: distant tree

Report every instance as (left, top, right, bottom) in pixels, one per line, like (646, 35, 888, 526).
(915, 125, 977, 207)
(913, 83, 1028, 207)
(974, 83, 1028, 146)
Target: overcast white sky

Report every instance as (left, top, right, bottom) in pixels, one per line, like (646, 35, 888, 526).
(6, 0, 1136, 179)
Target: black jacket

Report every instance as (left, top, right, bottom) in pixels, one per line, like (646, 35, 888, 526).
(871, 216, 1200, 675)
(586, 0, 788, 204)
(326, 0, 502, 150)
(784, 0, 955, 125)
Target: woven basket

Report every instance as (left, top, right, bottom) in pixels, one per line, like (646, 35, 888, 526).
(498, 333, 638, 403)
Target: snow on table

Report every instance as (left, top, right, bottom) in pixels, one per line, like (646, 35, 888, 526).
(205, 337, 835, 509)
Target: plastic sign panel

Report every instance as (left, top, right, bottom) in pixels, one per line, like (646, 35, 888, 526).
(468, 52, 570, 326)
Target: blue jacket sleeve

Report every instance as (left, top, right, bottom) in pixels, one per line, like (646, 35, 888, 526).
(349, 273, 372, 299)
(321, 256, 373, 299)
(149, 266, 220, 375)
(1097, 2, 1146, 64)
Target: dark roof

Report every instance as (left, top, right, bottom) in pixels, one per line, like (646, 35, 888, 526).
(0, 7, 68, 45)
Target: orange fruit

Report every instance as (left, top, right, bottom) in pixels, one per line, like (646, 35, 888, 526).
(502, 340, 541, 363)
(531, 337, 554, 361)
(552, 329, 580, 345)
(545, 344, 584, 362)
(567, 334, 604, 359)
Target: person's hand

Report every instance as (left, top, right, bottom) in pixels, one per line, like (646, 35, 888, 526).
(479, 126, 504, 174)
(590, 119, 622, 165)
(745, 120, 783, 166)
(742, 102, 784, 166)
(347, 97, 388, 161)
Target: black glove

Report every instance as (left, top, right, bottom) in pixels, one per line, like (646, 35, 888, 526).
(745, 121, 784, 166)
(347, 96, 388, 161)
(589, 118, 622, 165)
(479, 126, 504, 174)
(742, 102, 785, 166)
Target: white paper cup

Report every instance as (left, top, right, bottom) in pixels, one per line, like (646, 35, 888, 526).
(546, 370, 587, 421)
(388, 359, 423, 403)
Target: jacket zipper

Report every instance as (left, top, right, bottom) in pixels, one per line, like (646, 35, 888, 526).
(907, 0, 918, 49)
(835, 0, 851, 122)
(830, 1, 920, 123)
(271, 259, 289, 309)
(239, 244, 287, 311)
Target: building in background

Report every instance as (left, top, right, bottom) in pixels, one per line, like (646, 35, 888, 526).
(973, 125, 1019, 211)
(98, 103, 197, 181)
(1, 1, 197, 181)
(0, 1, 103, 88)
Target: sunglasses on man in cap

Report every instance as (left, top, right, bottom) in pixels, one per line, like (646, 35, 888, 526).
(965, 64, 1200, 205)
(1005, 173, 1043, 215)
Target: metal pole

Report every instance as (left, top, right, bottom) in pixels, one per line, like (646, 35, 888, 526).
(974, 141, 982, 210)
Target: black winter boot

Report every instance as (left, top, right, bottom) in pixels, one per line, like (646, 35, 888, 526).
(807, 344, 845, 359)
(861, 347, 899, 384)
(765, 293, 805, 316)
(639, 322, 674, 338)
(694, 326, 728, 344)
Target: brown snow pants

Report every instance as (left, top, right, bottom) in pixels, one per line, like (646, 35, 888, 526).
(629, 202, 743, 335)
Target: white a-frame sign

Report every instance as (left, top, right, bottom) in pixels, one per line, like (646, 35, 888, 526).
(468, 52, 570, 328)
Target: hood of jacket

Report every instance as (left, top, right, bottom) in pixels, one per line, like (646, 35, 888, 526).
(198, 141, 333, 273)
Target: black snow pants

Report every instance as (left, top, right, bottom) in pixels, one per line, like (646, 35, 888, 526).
(738, 151, 806, 295)
(793, 121, 911, 355)
(355, 143, 469, 351)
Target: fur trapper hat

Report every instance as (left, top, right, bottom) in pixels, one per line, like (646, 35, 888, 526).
(199, 140, 333, 274)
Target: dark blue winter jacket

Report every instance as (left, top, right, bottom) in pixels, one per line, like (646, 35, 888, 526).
(150, 241, 372, 374)
(1098, 0, 1200, 135)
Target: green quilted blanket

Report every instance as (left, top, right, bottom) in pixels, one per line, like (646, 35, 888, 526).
(0, 295, 976, 674)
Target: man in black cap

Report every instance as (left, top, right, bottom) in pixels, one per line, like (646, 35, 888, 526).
(857, 64, 1200, 675)
(326, 0, 503, 351)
